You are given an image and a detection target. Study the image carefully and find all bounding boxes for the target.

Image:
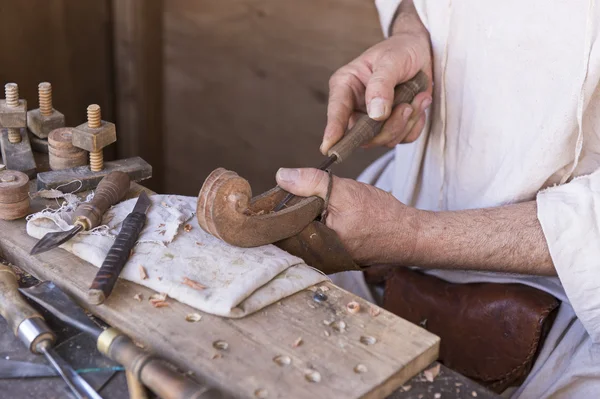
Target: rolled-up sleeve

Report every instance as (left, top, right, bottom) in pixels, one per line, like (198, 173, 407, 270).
(375, 0, 403, 37)
(537, 169, 600, 343)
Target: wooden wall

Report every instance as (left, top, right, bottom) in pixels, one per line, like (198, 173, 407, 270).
(1, 0, 386, 195)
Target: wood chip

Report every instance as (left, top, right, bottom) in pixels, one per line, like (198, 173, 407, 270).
(324, 331, 330, 337)
(184, 224, 192, 232)
(158, 223, 165, 228)
(185, 313, 202, 322)
(133, 293, 143, 302)
(182, 277, 206, 290)
(346, 301, 360, 314)
(369, 306, 381, 317)
(211, 353, 222, 360)
(424, 364, 441, 382)
(195, 241, 203, 246)
(472, 392, 478, 397)
(139, 265, 148, 280)
(318, 285, 329, 292)
(292, 337, 303, 347)
(149, 292, 167, 301)
(323, 320, 333, 326)
(455, 383, 463, 387)
(434, 394, 441, 399)
(158, 230, 166, 236)
(401, 385, 411, 392)
(151, 300, 169, 308)
(157, 276, 162, 281)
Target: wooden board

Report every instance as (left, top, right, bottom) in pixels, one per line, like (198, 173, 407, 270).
(0, 128, 37, 178)
(0, 186, 439, 399)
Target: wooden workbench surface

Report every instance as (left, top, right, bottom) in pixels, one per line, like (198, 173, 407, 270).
(0, 184, 439, 399)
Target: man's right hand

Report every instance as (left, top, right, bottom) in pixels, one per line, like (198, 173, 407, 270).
(321, 0, 433, 154)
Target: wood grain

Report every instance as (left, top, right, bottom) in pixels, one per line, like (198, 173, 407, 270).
(0, 186, 440, 399)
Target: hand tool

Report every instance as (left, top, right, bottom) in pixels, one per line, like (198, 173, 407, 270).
(0, 259, 103, 399)
(273, 70, 429, 211)
(30, 171, 131, 255)
(20, 281, 231, 399)
(0, 83, 37, 178)
(88, 191, 151, 305)
(0, 359, 123, 379)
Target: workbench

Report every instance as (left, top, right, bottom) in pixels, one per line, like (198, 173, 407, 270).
(0, 180, 498, 399)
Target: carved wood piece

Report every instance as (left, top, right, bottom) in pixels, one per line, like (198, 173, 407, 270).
(197, 168, 323, 247)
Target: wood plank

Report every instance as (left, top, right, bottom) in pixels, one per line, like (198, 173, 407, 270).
(0, 128, 37, 178)
(162, 0, 387, 196)
(112, 0, 165, 193)
(0, 187, 439, 398)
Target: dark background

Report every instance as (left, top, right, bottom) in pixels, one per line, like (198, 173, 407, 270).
(0, 0, 386, 194)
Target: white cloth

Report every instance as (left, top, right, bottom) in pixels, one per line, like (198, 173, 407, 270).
(331, 1, 600, 398)
(26, 194, 326, 318)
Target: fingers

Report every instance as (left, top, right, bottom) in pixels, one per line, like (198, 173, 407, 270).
(366, 91, 431, 148)
(322, 71, 364, 155)
(364, 56, 401, 121)
(276, 168, 330, 199)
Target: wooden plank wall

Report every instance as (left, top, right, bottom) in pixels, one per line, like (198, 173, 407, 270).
(162, 0, 386, 195)
(0, 0, 115, 158)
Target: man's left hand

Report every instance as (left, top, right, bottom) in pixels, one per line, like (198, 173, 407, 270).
(276, 167, 419, 266)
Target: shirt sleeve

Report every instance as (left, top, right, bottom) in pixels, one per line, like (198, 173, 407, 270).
(537, 169, 600, 343)
(375, 0, 403, 37)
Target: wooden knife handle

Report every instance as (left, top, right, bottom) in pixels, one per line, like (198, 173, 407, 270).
(327, 70, 429, 163)
(73, 171, 131, 230)
(88, 211, 147, 305)
(99, 328, 229, 399)
(0, 263, 42, 336)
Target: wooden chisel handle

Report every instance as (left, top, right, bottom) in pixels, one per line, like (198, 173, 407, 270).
(0, 262, 55, 353)
(88, 211, 147, 305)
(98, 328, 229, 399)
(327, 70, 429, 163)
(72, 171, 131, 230)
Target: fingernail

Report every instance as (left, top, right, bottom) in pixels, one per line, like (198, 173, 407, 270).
(319, 142, 326, 154)
(421, 98, 432, 111)
(368, 98, 386, 119)
(277, 168, 299, 183)
(403, 107, 413, 120)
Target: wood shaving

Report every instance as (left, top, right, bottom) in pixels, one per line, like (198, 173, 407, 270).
(332, 320, 346, 333)
(195, 241, 203, 246)
(161, 201, 169, 208)
(158, 230, 166, 236)
(318, 285, 329, 292)
(158, 223, 165, 228)
(184, 224, 192, 232)
(149, 292, 167, 301)
(134, 341, 145, 349)
(472, 392, 478, 397)
(434, 394, 441, 399)
(346, 301, 360, 314)
(292, 337, 303, 347)
(455, 383, 463, 387)
(324, 331, 330, 337)
(211, 353, 222, 360)
(133, 293, 143, 302)
(182, 277, 206, 290)
(185, 313, 202, 322)
(323, 319, 333, 326)
(424, 364, 441, 382)
(369, 306, 381, 317)
(157, 276, 162, 281)
(401, 385, 411, 392)
(151, 300, 169, 308)
(254, 388, 268, 398)
(139, 265, 148, 280)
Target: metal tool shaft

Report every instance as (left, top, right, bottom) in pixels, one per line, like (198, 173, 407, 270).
(40, 343, 103, 399)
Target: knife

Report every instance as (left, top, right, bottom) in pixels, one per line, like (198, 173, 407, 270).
(30, 172, 131, 255)
(87, 191, 152, 305)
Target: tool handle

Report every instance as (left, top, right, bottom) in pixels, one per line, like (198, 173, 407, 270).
(0, 262, 55, 352)
(73, 171, 130, 230)
(0, 263, 42, 335)
(88, 211, 147, 305)
(100, 330, 228, 399)
(327, 70, 429, 163)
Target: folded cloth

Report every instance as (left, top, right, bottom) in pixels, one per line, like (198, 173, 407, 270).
(26, 194, 327, 317)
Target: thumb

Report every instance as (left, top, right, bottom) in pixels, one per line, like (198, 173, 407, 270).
(276, 168, 329, 199)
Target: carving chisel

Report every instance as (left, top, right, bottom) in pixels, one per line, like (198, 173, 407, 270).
(0, 258, 102, 399)
(30, 171, 131, 255)
(20, 281, 231, 399)
(88, 191, 151, 305)
(273, 70, 429, 211)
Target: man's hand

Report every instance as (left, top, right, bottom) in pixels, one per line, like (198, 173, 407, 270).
(322, 0, 433, 154)
(276, 167, 420, 265)
(277, 168, 557, 276)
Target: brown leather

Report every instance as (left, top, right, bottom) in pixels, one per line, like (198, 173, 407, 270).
(376, 267, 559, 393)
(275, 221, 361, 274)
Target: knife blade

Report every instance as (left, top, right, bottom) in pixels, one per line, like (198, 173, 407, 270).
(30, 172, 131, 255)
(87, 191, 152, 305)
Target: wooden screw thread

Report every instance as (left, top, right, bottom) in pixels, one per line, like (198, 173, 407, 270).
(38, 82, 52, 116)
(90, 150, 103, 172)
(5, 83, 18, 107)
(7, 129, 21, 144)
(87, 104, 101, 128)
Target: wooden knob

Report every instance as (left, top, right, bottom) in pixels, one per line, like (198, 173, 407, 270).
(48, 128, 88, 171)
(0, 170, 30, 220)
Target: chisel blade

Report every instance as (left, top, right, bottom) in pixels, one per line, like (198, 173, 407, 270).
(30, 224, 83, 255)
(0, 359, 56, 378)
